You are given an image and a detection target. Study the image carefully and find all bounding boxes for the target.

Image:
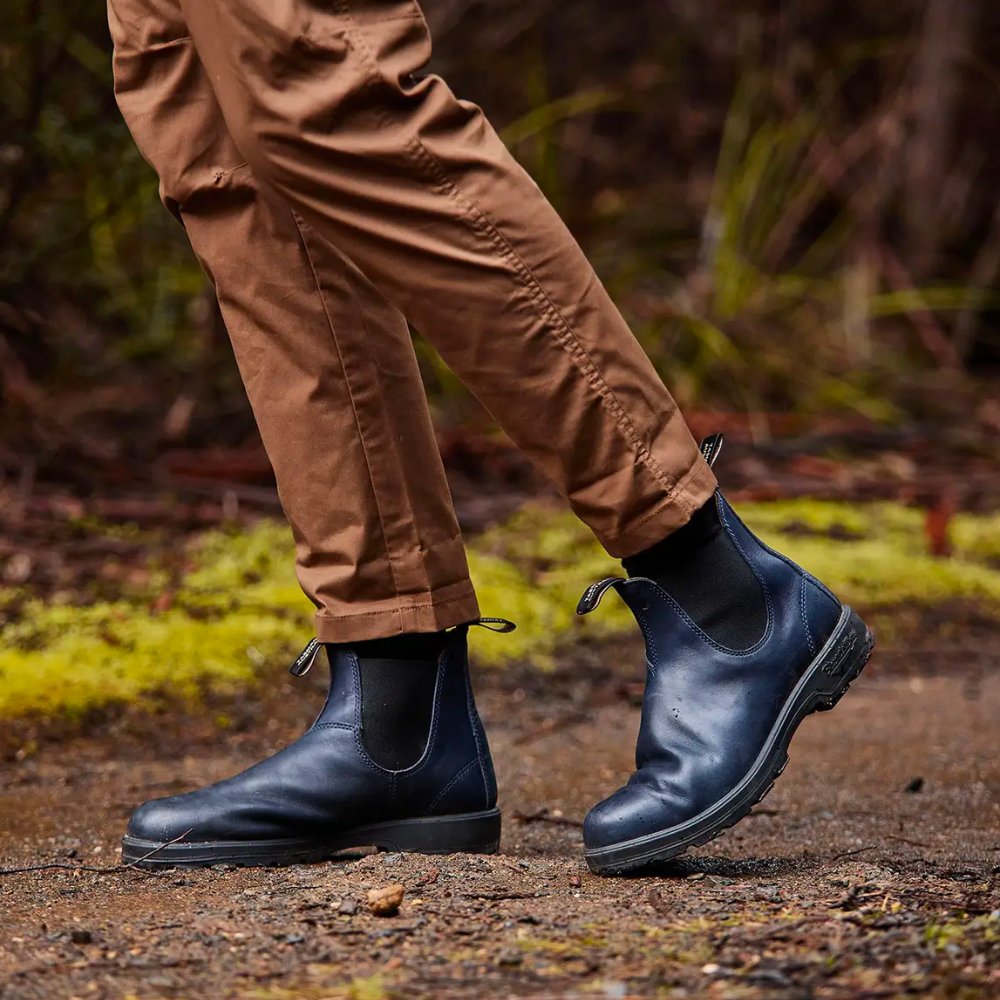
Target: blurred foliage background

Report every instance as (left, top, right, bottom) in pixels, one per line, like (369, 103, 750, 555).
(2, 0, 1000, 485)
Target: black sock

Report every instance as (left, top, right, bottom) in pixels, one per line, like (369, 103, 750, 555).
(622, 496, 767, 649)
(334, 630, 448, 771)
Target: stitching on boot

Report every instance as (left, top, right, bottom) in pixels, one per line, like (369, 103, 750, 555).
(427, 758, 479, 813)
(799, 575, 816, 657)
(464, 658, 491, 808)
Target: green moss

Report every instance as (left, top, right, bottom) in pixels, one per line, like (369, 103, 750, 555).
(0, 521, 311, 722)
(4, 499, 1000, 724)
(467, 498, 1000, 666)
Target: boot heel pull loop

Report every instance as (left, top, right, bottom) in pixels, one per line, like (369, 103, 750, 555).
(701, 434, 726, 469)
(700, 433, 725, 469)
(289, 637, 322, 677)
(577, 577, 627, 616)
(470, 617, 517, 634)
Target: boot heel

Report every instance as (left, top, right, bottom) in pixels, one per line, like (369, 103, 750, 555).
(808, 608, 874, 713)
(361, 808, 502, 856)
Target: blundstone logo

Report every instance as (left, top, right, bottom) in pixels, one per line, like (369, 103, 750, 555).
(289, 638, 321, 677)
(822, 632, 858, 677)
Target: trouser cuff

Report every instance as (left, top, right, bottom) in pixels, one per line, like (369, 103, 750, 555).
(314, 582, 481, 643)
(602, 456, 719, 559)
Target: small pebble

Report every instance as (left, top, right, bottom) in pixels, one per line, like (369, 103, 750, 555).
(367, 884, 405, 917)
(69, 929, 93, 945)
(338, 898, 359, 916)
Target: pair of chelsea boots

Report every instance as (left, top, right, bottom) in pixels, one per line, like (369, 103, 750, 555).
(123, 440, 874, 875)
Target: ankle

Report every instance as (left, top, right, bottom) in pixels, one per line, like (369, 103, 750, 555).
(622, 495, 767, 649)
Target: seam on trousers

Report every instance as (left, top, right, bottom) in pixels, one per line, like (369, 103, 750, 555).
(340, 262, 435, 596)
(607, 454, 713, 544)
(288, 210, 405, 603)
(337, 9, 682, 499)
(315, 586, 477, 622)
(407, 137, 680, 499)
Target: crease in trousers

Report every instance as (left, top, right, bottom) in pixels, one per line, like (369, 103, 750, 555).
(106, 0, 718, 642)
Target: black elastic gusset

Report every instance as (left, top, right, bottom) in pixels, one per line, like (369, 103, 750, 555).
(622, 496, 767, 650)
(357, 658, 440, 771)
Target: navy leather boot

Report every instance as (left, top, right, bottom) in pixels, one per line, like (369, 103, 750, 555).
(121, 622, 508, 868)
(578, 440, 874, 875)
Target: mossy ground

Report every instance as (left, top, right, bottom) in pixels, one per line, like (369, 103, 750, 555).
(3, 499, 1000, 723)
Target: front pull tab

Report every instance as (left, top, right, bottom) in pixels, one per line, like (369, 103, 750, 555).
(576, 577, 627, 616)
(289, 637, 321, 677)
(471, 617, 517, 634)
(700, 433, 725, 469)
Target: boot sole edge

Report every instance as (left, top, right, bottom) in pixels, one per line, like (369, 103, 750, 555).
(584, 606, 874, 876)
(121, 807, 502, 869)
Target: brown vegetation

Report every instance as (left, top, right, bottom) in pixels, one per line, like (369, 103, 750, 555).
(2, 0, 1000, 491)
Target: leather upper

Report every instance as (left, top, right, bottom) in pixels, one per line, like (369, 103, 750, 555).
(584, 492, 841, 850)
(128, 627, 496, 844)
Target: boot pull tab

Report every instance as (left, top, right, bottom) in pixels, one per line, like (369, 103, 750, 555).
(576, 577, 627, 616)
(470, 617, 517, 634)
(289, 637, 322, 677)
(700, 433, 725, 469)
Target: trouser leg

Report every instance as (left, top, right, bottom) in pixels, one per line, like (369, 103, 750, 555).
(172, 0, 718, 558)
(107, 0, 479, 641)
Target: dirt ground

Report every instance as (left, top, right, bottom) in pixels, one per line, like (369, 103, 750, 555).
(2, 640, 1000, 1000)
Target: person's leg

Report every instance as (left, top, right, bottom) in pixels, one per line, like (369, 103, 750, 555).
(164, 1, 876, 875)
(169, 0, 719, 557)
(108, 0, 478, 644)
(109, 0, 873, 874)
(108, 0, 500, 867)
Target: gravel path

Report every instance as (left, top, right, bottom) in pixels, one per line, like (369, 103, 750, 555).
(2, 655, 999, 999)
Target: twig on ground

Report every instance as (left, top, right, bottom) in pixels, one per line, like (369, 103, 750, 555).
(512, 809, 584, 829)
(0, 862, 116, 876)
(0, 829, 194, 878)
(885, 834, 933, 849)
(830, 845, 877, 863)
(121, 829, 195, 871)
(461, 891, 550, 901)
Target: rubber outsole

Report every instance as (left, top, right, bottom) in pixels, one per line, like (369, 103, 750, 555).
(584, 606, 875, 876)
(121, 808, 502, 870)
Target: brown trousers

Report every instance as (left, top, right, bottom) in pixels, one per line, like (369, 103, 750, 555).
(106, 0, 717, 642)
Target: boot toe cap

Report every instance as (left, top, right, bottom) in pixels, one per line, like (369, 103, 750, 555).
(584, 782, 695, 851)
(127, 794, 202, 844)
